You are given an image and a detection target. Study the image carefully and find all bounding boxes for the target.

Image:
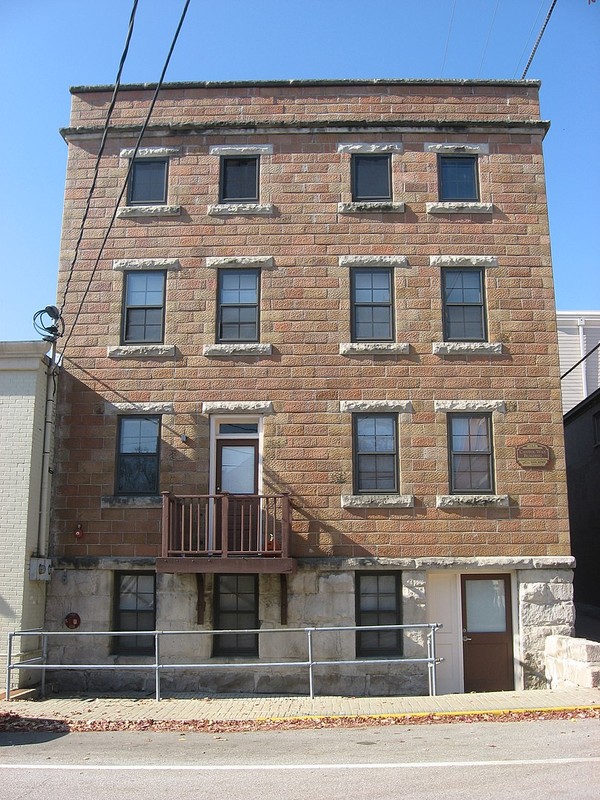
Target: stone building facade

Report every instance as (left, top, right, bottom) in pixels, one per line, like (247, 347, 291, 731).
(46, 79, 573, 695)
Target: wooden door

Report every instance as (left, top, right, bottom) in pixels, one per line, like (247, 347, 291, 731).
(461, 574, 514, 692)
(216, 440, 259, 553)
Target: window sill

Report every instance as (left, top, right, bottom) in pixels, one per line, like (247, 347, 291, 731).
(339, 342, 410, 356)
(338, 201, 405, 214)
(432, 341, 503, 355)
(208, 203, 275, 216)
(101, 495, 162, 509)
(426, 202, 493, 215)
(116, 205, 181, 218)
(203, 343, 272, 357)
(342, 494, 414, 509)
(108, 345, 176, 359)
(436, 494, 509, 508)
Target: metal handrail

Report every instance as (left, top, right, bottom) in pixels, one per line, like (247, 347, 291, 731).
(6, 623, 443, 701)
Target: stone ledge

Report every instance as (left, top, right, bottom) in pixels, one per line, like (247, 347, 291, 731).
(108, 345, 176, 359)
(209, 144, 273, 155)
(340, 399, 413, 413)
(205, 256, 274, 269)
(338, 201, 405, 214)
(429, 255, 498, 268)
(298, 556, 576, 571)
(433, 341, 503, 355)
(100, 495, 162, 509)
(424, 142, 489, 154)
(340, 342, 410, 356)
(202, 401, 274, 415)
(337, 142, 403, 154)
(434, 399, 506, 413)
(436, 494, 510, 508)
(203, 343, 273, 357)
(113, 258, 180, 271)
(342, 494, 415, 508)
(104, 401, 174, 415)
(120, 146, 181, 159)
(426, 202, 493, 215)
(117, 205, 181, 218)
(338, 255, 409, 268)
(208, 203, 274, 216)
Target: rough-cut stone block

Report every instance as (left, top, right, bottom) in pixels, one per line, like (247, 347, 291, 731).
(120, 146, 181, 158)
(434, 399, 506, 413)
(113, 258, 180, 271)
(424, 142, 489, 154)
(436, 494, 510, 508)
(209, 144, 273, 155)
(107, 345, 176, 358)
(201, 400, 274, 415)
(203, 343, 272, 357)
(337, 143, 403, 153)
(206, 256, 274, 269)
(207, 203, 274, 216)
(340, 399, 412, 413)
(338, 201, 405, 214)
(426, 201, 493, 214)
(339, 342, 410, 356)
(104, 401, 174, 415)
(339, 255, 409, 268)
(429, 255, 498, 267)
(433, 341, 503, 355)
(341, 494, 414, 508)
(116, 205, 181, 217)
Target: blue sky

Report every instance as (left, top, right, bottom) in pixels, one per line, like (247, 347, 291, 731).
(1, 0, 598, 341)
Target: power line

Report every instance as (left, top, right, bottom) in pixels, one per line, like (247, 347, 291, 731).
(561, 341, 600, 380)
(521, 0, 559, 79)
(59, 0, 192, 358)
(477, 0, 501, 78)
(59, 0, 140, 317)
(440, 0, 457, 78)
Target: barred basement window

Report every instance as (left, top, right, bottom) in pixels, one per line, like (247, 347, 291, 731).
(213, 574, 259, 657)
(113, 572, 156, 655)
(356, 572, 403, 657)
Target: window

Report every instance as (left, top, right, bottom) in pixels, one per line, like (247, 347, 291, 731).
(442, 269, 486, 341)
(438, 155, 479, 201)
(113, 572, 156, 654)
(127, 159, 168, 205)
(213, 574, 259, 656)
(351, 155, 392, 201)
(217, 269, 260, 342)
(448, 414, 494, 493)
(116, 416, 161, 495)
(353, 414, 398, 493)
(220, 156, 259, 202)
(356, 572, 402, 657)
(594, 412, 600, 446)
(351, 268, 394, 342)
(122, 271, 166, 344)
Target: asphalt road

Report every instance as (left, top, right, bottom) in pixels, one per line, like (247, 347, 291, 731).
(1, 719, 598, 799)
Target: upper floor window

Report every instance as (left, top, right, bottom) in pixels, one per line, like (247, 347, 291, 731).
(442, 269, 486, 341)
(220, 156, 259, 202)
(122, 271, 166, 344)
(448, 413, 494, 493)
(351, 268, 394, 342)
(127, 159, 168, 205)
(438, 155, 479, 201)
(217, 269, 260, 342)
(113, 572, 156, 655)
(356, 572, 403, 657)
(353, 413, 398, 494)
(351, 155, 392, 201)
(116, 415, 161, 495)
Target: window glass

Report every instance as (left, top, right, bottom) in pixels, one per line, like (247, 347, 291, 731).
(217, 269, 259, 342)
(114, 572, 155, 654)
(356, 572, 402, 656)
(352, 269, 393, 341)
(116, 416, 160, 495)
(439, 155, 478, 201)
(354, 414, 397, 493)
(449, 414, 493, 492)
(220, 156, 259, 202)
(123, 271, 165, 344)
(213, 574, 258, 656)
(128, 159, 167, 205)
(443, 269, 485, 341)
(352, 155, 391, 201)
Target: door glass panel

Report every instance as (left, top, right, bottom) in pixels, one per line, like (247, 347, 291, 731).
(220, 445, 255, 494)
(465, 579, 506, 632)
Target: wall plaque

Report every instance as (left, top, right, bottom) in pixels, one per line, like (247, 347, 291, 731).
(516, 443, 551, 468)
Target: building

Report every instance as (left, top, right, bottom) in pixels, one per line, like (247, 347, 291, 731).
(557, 311, 600, 414)
(45, 79, 574, 696)
(0, 341, 55, 694)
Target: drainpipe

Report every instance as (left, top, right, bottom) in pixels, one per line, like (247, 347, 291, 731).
(36, 341, 58, 558)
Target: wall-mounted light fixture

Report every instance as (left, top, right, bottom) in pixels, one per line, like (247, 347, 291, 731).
(74, 523, 84, 539)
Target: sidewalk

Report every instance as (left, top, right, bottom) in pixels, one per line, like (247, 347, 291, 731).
(1, 688, 599, 728)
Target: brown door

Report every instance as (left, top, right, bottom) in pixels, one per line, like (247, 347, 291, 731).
(461, 574, 514, 692)
(216, 440, 259, 553)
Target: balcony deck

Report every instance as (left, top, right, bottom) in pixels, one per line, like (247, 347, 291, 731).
(156, 491, 296, 574)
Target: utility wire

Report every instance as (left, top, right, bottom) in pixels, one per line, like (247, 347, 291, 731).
(59, 0, 192, 358)
(59, 0, 140, 317)
(477, 0, 501, 78)
(440, 0, 457, 78)
(561, 341, 600, 380)
(521, 0, 558, 79)
(513, 0, 547, 79)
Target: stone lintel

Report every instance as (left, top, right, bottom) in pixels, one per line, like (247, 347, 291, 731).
(113, 258, 181, 271)
(433, 341, 503, 355)
(101, 495, 162, 509)
(107, 345, 176, 358)
(338, 202, 405, 214)
(429, 255, 498, 267)
(203, 343, 273, 357)
(202, 401, 274, 415)
(340, 342, 410, 356)
(424, 143, 489, 154)
(297, 555, 575, 572)
(205, 256, 274, 269)
(338, 255, 409, 268)
(119, 146, 181, 159)
(337, 143, 404, 154)
(340, 399, 413, 413)
(434, 399, 506, 413)
(426, 202, 493, 215)
(104, 401, 174, 415)
(117, 205, 181, 218)
(207, 203, 274, 216)
(436, 494, 510, 508)
(341, 494, 414, 508)
(209, 144, 273, 155)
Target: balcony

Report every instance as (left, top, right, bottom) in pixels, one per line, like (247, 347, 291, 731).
(156, 491, 296, 574)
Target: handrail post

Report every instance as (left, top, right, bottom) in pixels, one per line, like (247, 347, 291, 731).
(307, 628, 315, 699)
(6, 633, 13, 701)
(161, 491, 171, 558)
(41, 633, 48, 697)
(430, 625, 438, 697)
(155, 631, 161, 701)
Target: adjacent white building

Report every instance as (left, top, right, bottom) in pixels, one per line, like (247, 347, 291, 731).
(557, 312, 600, 413)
